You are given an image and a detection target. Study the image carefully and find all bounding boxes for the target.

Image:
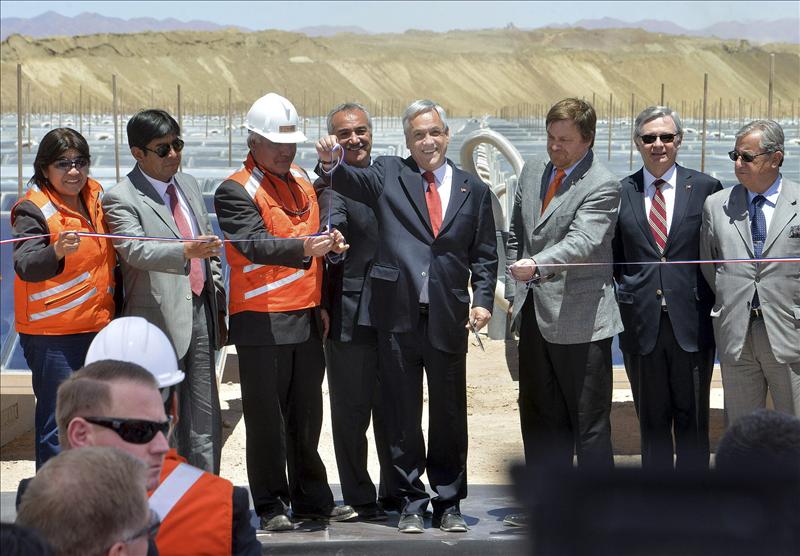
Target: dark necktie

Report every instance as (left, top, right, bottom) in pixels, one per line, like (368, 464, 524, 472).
(167, 183, 204, 296)
(542, 168, 566, 214)
(423, 171, 442, 237)
(648, 179, 668, 253)
(750, 194, 766, 309)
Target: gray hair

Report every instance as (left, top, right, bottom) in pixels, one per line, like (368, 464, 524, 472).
(634, 105, 683, 139)
(735, 119, 785, 155)
(17, 447, 150, 556)
(326, 103, 372, 134)
(402, 99, 448, 136)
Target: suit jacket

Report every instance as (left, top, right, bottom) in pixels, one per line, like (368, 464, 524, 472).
(102, 166, 226, 358)
(612, 165, 721, 355)
(315, 179, 378, 344)
(700, 177, 800, 365)
(322, 156, 498, 354)
(505, 150, 623, 344)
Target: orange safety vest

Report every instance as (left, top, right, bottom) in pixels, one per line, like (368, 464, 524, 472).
(150, 450, 232, 556)
(12, 179, 115, 335)
(225, 153, 322, 315)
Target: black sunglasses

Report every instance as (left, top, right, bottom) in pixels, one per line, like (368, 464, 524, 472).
(143, 138, 185, 158)
(118, 509, 161, 547)
(640, 134, 676, 145)
(53, 157, 90, 171)
(84, 416, 173, 444)
(728, 150, 771, 163)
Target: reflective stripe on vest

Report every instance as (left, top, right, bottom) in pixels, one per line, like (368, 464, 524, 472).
(243, 268, 304, 300)
(29, 287, 97, 321)
(28, 271, 91, 301)
(149, 463, 203, 521)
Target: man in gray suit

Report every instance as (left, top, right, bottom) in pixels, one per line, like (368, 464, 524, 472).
(102, 109, 226, 474)
(700, 119, 800, 425)
(506, 98, 623, 479)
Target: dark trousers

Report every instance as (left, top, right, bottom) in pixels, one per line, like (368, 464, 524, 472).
(326, 337, 394, 508)
(623, 310, 714, 471)
(20, 332, 96, 469)
(518, 293, 614, 469)
(377, 313, 468, 517)
(175, 291, 222, 474)
(237, 334, 334, 517)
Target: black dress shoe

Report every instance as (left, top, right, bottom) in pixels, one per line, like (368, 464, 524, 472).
(260, 512, 293, 531)
(433, 511, 468, 532)
(398, 513, 424, 533)
(354, 503, 388, 522)
(293, 504, 357, 522)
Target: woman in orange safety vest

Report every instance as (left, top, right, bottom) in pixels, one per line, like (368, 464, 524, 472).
(12, 127, 116, 469)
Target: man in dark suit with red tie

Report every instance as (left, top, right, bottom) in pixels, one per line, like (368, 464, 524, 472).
(612, 106, 721, 470)
(315, 99, 498, 534)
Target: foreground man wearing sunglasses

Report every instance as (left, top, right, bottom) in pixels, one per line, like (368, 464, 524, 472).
(612, 106, 722, 471)
(701, 119, 800, 424)
(17, 446, 154, 556)
(102, 109, 227, 475)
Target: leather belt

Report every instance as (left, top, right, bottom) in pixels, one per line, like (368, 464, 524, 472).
(419, 303, 429, 315)
(750, 308, 763, 320)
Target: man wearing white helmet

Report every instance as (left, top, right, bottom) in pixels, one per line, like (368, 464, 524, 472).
(214, 93, 353, 531)
(18, 318, 262, 555)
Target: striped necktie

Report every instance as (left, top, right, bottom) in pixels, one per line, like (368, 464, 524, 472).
(648, 178, 668, 253)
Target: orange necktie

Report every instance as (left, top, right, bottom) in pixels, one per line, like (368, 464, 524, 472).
(542, 168, 566, 214)
(423, 171, 442, 236)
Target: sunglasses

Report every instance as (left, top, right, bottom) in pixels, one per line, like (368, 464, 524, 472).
(640, 134, 676, 145)
(143, 138, 185, 158)
(52, 157, 89, 171)
(728, 150, 771, 163)
(121, 509, 162, 545)
(84, 416, 173, 444)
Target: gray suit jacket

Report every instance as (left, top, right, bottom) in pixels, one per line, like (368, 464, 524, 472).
(506, 150, 623, 344)
(102, 166, 226, 358)
(700, 177, 800, 365)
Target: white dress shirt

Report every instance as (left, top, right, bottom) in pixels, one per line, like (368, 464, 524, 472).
(643, 164, 677, 235)
(423, 162, 453, 217)
(746, 174, 782, 234)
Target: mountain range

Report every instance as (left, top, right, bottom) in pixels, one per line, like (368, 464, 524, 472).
(0, 11, 797, 44)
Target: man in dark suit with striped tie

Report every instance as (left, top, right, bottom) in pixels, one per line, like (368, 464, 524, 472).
(612, 106, 721, 470)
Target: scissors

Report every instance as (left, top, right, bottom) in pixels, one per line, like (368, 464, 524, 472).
(469, 319, 485, 352)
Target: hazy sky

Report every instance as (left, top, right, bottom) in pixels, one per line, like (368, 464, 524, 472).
(2, 1, 798, 32)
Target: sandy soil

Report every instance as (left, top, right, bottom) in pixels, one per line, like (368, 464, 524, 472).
(1, 338, 726, 493)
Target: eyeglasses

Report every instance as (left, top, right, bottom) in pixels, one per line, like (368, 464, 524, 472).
(143, 138, 185, 158)
(122, 509, 162, 545)
(639, 134, 676, 145)
(84, 416, 173, 444)
(52, 157, 90, 171)
(728, 150, 771, 163)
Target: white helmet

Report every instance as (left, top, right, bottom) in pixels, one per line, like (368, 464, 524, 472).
(85, 317, 184, 388)
(245, 93, 307, 144)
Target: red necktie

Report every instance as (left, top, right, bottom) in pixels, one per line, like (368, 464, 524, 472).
(166, 183, 204, 296)
(542, 168, 566, 213)
(423, 171, 442, 237)
(648, 179, 668, 254)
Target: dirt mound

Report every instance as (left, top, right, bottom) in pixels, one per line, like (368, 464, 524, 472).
(1, 27, 797, 117)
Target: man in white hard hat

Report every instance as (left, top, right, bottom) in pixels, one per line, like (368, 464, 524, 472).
(14, 318, 261, 555)
(214, 93, 353, 532)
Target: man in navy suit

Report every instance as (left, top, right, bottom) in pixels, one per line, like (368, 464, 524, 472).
(316, 100, 498, 534)
(612, 106, 721, 470)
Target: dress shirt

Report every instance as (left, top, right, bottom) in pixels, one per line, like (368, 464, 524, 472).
(643, 164, 677, 236)
(746, 175, 782, 234)
(140, 166, 206, 280)
(418, 162, 453, 304)
(549, 150, 589, 184)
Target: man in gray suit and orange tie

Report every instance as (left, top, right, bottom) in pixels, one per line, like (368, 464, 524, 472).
(700, 119, 800, 425)
(102, 109, 227, 474)
(506, 98, 623, 484)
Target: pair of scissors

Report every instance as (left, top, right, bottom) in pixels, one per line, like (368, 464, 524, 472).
(469, 320, 485, 352)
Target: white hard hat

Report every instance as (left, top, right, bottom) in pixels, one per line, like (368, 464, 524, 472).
(85, 317, 184, 388)
(245, 92, 307, 144)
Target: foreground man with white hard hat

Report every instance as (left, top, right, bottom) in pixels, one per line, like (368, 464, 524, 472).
(50, 317, 259, 555)
(214, 93, 353, 531)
